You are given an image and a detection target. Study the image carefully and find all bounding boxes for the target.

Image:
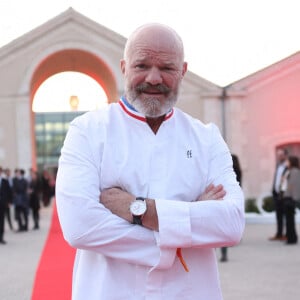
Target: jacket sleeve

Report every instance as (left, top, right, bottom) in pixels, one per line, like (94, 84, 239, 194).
(155, 124, 245, 249)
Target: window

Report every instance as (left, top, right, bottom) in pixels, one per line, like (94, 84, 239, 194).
(35, 111, 84, 171)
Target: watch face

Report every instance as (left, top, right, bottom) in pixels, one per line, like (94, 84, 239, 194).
(130, 200, 147, 216)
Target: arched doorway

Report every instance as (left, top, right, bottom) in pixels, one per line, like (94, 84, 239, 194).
(30, 49, 118, 171)
(277, 142, 300, 159)
(32, 71, 108, 173)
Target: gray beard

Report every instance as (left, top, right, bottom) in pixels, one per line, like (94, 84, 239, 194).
(130, 96, 176, 118)
(124, 81, 180, 117)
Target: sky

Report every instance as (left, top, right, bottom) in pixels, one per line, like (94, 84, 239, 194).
(1, 0, 300, 110)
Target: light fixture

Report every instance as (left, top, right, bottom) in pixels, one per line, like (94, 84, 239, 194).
(69, 95, 79, 111)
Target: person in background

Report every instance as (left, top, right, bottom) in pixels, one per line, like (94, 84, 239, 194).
(4, 168, 13, 231)
(0, 166, 11, 244)
(13, 169, 29, 232)
(28, 169, 41, 229)
(56, 23, 245, 300)
(269, 148, 288, 241)
(282, 156, 299, 244)
(220, 153, 242, 262)
(41, 169, 53, 207)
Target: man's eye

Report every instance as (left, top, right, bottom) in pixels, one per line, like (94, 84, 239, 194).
(135, 64, 147, 69)
(162, 66, 174, 71)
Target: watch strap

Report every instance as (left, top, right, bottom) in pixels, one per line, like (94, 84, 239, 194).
(136, 197, 145, 201)
(132, 215, 143, 225)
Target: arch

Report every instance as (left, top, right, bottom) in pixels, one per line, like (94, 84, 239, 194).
(29, 49, 118, 169)
(30, 49, 118, 103)
(276, 142, 300, 159)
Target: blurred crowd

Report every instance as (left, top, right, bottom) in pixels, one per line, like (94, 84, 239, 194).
(0, 166, 56, 244)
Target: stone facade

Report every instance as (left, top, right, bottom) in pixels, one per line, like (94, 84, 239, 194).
(1, 8, 300, 203)
(225, 52, 300, 202)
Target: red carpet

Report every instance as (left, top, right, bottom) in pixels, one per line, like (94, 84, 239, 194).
(31, 201, 76, 300)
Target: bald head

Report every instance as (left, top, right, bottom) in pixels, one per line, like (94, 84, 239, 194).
(124, 23, 185, 63)
(121, 23, 187, 118)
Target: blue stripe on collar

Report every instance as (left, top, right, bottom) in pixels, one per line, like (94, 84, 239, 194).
(120, 96, 138, 112)
(119, 96, 174, 122)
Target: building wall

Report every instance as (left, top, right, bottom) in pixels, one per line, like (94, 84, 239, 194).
(1, 8, 299, 203)
(0, 9, 222, 173)
(227, 53, 300, 201)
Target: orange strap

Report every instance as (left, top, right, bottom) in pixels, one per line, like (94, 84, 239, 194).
(176, 248, 189, 272)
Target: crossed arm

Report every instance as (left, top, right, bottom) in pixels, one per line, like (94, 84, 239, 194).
(100, 184, 226, 232)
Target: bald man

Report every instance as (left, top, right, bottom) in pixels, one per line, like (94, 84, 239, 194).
(56, 23, 245, 300)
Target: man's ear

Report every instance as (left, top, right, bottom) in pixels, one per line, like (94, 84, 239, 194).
(181, 62, 188, 77)
(120, 59, 126, 74)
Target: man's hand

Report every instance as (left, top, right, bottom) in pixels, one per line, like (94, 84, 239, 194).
(99, 184, 226, 231)
(100, 188, 134, 223)
(100, 188, 158, 231)
(196, 184, 226, 201)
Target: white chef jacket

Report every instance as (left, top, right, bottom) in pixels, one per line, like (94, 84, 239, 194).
(56, 97, 245, 300)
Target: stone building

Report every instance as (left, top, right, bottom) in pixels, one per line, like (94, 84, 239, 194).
(0, 8, 299, 204)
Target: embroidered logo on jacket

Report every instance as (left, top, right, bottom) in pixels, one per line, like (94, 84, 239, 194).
(187, 150, 192, 158)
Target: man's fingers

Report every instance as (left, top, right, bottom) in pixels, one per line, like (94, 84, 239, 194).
(197, 184, 226, 201)
(204, 183, 215, 194)
(213, 189, 226, 200)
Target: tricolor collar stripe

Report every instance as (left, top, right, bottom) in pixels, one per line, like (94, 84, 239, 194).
(164, 109, 174, 120)
(118, 98, 174, 122)
(119, 100, 146, 122)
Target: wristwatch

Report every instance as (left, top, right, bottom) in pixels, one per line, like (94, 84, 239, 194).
(130, 197, 147, 225)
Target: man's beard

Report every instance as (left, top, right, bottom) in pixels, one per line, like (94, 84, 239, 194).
(125, 82, 178, 118)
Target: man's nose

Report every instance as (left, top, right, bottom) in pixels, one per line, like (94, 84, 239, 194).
(145, 67, 163, 85)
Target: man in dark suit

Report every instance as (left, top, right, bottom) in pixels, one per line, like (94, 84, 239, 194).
(0, 166, 11, 244)
(269, 148, 288, 241)
(13, 169, 29, 232)
(220, 154, 242, 262)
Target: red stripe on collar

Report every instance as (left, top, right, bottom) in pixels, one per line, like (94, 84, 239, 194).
(164, 109, 174, 120)
(119, 100, 147, 122)
(118, 99, 174, 122)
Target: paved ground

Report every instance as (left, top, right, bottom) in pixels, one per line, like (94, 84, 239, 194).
(219, 222, 300, 300)
(0, 205, 52, 300)
(0, 205, 299, 300)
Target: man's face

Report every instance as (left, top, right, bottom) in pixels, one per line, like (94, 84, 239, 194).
(121, 29, 187, 118)
(277, 149, 286, 163)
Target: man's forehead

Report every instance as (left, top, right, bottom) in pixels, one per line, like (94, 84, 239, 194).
(128, 40, 182, 63)
(125, 23, 184, 61)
